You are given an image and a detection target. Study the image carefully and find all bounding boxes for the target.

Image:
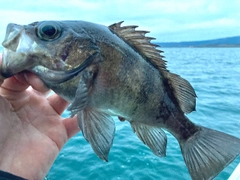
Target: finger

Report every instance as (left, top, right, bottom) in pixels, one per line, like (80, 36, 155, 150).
(62, 116, 80, 138)
(23, 72, 50, 93)
(1, 74, 29, 92)
(0, 72, 38, 92)
(48, 93, 69, 115)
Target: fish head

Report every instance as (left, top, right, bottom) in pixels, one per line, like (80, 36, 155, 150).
(1, 21, 100, 84)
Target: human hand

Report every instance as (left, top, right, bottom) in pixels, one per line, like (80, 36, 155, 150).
(0, 54, 80, 179)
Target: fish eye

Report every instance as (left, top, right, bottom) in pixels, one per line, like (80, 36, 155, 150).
(37, 22, 61, 41)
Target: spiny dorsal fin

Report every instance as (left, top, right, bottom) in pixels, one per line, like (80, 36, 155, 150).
(109, 21, 166, 70)
(109, 22, 197, 114)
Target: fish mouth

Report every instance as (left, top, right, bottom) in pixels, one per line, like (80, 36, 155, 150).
(31, 51, 99, 84)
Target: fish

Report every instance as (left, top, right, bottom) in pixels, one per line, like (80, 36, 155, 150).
(1, 20, 240, 180)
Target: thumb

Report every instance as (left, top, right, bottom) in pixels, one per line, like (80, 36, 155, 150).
(23, 71, 49, 93)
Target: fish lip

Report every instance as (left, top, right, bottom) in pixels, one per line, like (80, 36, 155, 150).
(31, 51, 99, 84)
(0, 49, 15, 78)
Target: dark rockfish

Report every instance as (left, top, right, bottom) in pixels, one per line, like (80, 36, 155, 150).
(1, 21, 240, 180)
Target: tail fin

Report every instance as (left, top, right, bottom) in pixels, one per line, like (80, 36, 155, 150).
(179, 126, 240, 180)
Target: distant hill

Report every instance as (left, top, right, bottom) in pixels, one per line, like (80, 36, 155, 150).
(157, 36, 240, 47)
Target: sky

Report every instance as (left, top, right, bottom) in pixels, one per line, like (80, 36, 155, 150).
(0, 0, 239, 43)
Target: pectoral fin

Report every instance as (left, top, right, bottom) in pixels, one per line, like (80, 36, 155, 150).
(68, 59, 99, 116)
(131, 122, 167, 157)
(68, 78, 88, 117)
(77, 109, 115, 161)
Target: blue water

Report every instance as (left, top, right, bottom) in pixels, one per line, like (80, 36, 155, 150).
(1, 46, 239, 179)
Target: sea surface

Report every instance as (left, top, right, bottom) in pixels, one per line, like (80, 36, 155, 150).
(1, 47, 239, 179)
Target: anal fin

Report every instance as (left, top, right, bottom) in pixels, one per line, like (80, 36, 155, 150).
(77, 109, 115, 161)
(131, 122, 167, 157)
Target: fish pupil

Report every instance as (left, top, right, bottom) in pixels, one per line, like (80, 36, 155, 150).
(42, 25, 57, 37)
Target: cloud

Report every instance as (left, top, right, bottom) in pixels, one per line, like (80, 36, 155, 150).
(0, 0, 239, 42)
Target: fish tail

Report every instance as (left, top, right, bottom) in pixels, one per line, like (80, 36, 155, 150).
(179, 126, 240, 180)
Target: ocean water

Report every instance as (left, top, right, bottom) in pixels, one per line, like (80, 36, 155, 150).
(0, 46, 239, 179)
(44, 47, 240, 180)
